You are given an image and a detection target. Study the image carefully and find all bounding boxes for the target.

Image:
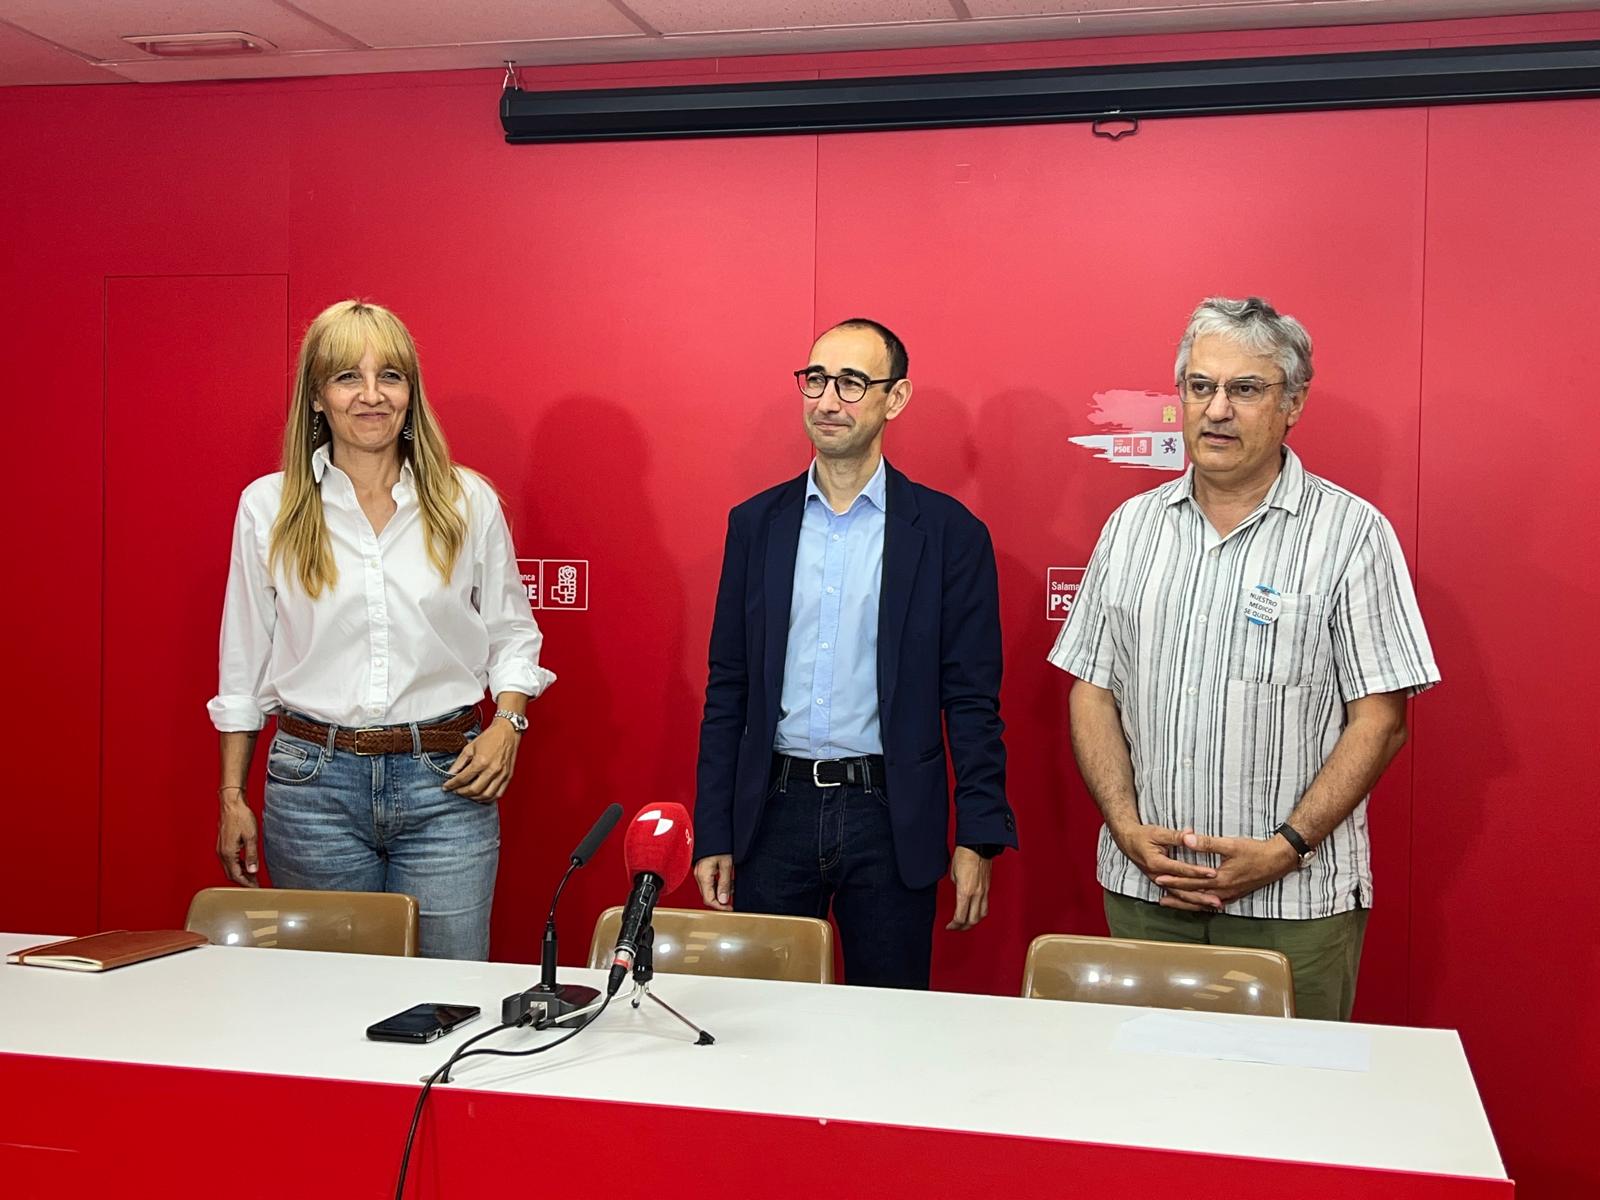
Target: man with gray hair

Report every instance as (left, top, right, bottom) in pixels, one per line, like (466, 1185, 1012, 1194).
(1048, 296, 1438, 1021)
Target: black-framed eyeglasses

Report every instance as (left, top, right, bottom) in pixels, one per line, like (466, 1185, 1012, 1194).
(794, 368, 900, 404)
(1180, 376, 1291, 406)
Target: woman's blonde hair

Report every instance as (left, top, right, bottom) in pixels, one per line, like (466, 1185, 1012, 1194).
(270, 300, 466, 596)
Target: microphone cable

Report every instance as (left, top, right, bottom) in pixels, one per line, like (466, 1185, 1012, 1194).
(394, 993, 613, 1199)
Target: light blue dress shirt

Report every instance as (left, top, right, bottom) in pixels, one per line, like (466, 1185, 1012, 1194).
(773, 458, 887, 758)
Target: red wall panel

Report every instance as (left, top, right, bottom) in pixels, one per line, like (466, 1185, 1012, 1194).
(102, 275, 288, 927)
(0, 81, 295, 934)
(0, 99, 103, 932)
(814, 108, 1428, 1013)
(1414, 99, 1600, 1200)
(268, 79, 819, 960)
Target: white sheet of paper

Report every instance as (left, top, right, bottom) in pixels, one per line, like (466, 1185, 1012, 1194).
(1113, 1012, 1372, 1072)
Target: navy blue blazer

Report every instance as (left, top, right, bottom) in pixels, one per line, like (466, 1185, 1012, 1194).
(694, 460, 1016, 891)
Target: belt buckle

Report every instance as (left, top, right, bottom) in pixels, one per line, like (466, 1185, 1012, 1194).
(812, 760, 842, 788)
(352, 727, 387, 756)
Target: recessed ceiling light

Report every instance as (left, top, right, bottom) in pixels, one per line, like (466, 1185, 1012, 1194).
(122, 31, 277, 59)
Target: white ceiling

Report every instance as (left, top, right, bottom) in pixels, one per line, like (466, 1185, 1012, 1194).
(0, 1, 1596, 87)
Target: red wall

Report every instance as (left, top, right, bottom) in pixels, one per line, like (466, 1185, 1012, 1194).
(2, 10, 1597, 1196)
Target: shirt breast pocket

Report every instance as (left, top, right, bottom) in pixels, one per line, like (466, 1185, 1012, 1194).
(1232, 591, 1331, 688)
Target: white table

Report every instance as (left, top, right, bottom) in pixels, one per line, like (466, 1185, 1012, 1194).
(0, 933, 1510, 1198)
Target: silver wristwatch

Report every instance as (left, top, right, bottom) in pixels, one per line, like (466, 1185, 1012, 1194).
(494, 709, 529, 734)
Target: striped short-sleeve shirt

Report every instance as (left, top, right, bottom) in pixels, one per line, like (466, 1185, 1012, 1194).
(1048, 447, 1439, 919)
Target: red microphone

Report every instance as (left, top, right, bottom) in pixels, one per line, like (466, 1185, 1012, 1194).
(607, 803, 694, 996)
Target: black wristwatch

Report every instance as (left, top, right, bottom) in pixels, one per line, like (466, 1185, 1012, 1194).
(962, 843, 1004, 860)
(1273, 822, 1316, 869)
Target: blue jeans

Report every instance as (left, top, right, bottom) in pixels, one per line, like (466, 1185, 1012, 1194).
(261, 711, 499, 961)
(733, 756, 938, 989)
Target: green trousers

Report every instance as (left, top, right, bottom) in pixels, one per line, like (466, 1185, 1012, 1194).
(1103, 889, 1370, 1022)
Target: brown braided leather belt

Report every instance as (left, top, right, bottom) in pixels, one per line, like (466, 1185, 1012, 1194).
(277, 708, 478, 756)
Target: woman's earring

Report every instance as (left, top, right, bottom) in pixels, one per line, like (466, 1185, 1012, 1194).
(402, 412, 415, 442)
(311, 411, 323, 444)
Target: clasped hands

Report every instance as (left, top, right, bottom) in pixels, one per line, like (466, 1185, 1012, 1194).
(1115, 822, 1299, 912)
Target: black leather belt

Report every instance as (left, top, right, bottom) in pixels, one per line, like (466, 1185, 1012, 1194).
(776, 753, 886, 789)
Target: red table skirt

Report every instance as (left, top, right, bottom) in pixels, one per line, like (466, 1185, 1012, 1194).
(0, 1053, 1513, 1199)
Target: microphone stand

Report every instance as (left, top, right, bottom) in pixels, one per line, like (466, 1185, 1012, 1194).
(503, 803, 622, 1031)
(626, 925, 715, 1046)
(509, 865, 601, 1030)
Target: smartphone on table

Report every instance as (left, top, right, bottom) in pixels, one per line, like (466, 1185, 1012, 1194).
(366, 1003, 482, 1044)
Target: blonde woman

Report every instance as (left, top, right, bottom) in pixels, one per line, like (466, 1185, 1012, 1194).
(208, 300, 553, 960)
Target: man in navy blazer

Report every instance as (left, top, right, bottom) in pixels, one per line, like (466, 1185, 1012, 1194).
(693, 318, 1017, 989)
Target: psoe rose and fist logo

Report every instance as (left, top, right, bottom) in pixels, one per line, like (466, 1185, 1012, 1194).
(516, 559, 589, 611)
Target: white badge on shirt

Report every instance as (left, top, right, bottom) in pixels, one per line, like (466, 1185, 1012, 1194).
(1244, 584, 1284, 626)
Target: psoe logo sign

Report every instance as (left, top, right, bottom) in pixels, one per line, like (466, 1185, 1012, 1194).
(515, 559, 590, 611)
(541, 559, 589, 610)
(1046, 567, 1086, 622)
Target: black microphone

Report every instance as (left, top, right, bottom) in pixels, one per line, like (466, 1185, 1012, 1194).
(502, 803, 624, 1029)
(535, 802, 623, 989)
(605, 804, 695, 997)
(570, 803, 623, 867)
(607, 872, 665, 998)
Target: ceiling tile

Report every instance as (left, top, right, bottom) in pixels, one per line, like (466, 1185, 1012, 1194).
(627, 1, 958, 36)
(97, 40, 644, 84)
(297, 1, 644, 48)
(3, 1, 357, 62)
(0, 20, 123, 84)
(963, 0, 1287, 15)
(962, 0, 1585, 19)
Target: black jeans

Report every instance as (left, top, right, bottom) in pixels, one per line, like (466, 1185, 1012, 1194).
(733, 756, 939, 989)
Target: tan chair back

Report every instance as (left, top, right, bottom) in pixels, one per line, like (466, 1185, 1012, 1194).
(185, 887, 419, 957)
(587, 906, 834, 984)
(1022, 933, 1295, 1017)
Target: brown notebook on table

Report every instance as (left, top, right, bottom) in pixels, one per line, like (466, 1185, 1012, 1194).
(6, 929, 208, 972)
